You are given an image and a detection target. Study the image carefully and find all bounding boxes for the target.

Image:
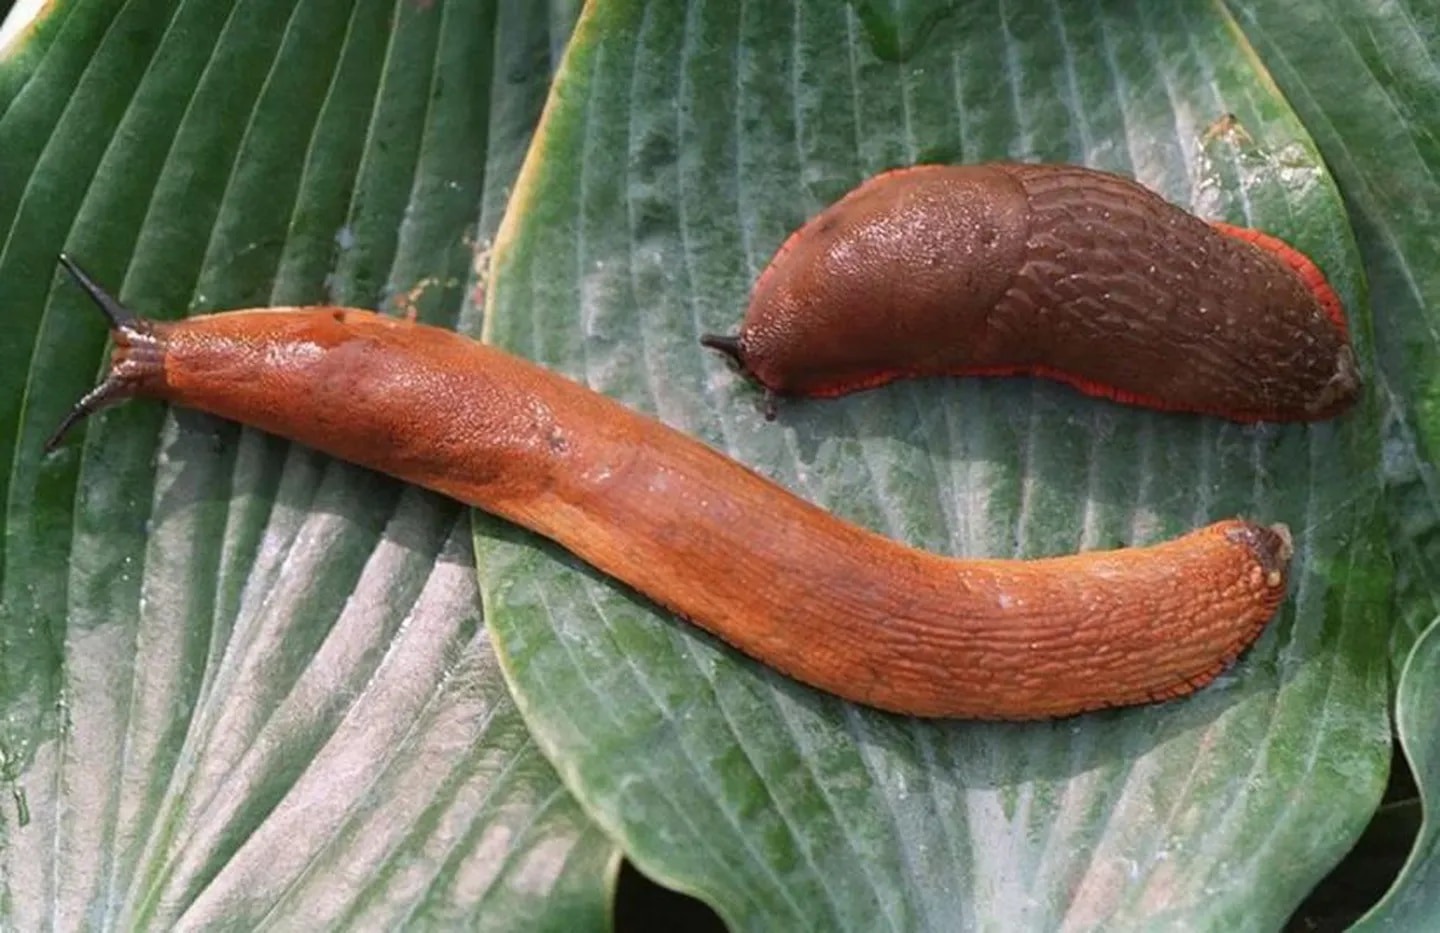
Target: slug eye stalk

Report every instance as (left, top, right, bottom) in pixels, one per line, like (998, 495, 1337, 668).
(46, 254, 159, 453)
(58, 253, 137, 327)
(699, 332, 744, 367)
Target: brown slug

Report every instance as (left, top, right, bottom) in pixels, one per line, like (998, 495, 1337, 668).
(702, 163, 1358, 422)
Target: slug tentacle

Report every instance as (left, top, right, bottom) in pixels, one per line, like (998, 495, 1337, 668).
(701, 333, 781, 419)
(58, 252, 138, 326)
(47, 256, 165, 452)
(699, 333, 744, 367)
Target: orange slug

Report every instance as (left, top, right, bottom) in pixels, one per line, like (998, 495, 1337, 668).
(702, 162, 1359, 422)
(48, 255, 1292, 720)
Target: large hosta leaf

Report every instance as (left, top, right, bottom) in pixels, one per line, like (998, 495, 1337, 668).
(478, 0, 1390, 929)
(1223, 0, 1440, 922)
(0, 1, 616, 928)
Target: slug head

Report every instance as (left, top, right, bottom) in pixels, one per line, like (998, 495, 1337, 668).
(46, 254, 164, 452)
(704, 164, 1031, 399)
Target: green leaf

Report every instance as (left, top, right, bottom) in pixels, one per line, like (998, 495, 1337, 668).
(1355, 615, 1440, 927)
(0, 0, 615, 928)
(479, 0, 1390, 928)
(1224, 0, 1440, 921)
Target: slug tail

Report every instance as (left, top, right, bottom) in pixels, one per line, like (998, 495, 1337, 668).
(1207, 221, 1349, 337)
(46, 255, 162, 452)
(1136, 520, 1293, 709)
